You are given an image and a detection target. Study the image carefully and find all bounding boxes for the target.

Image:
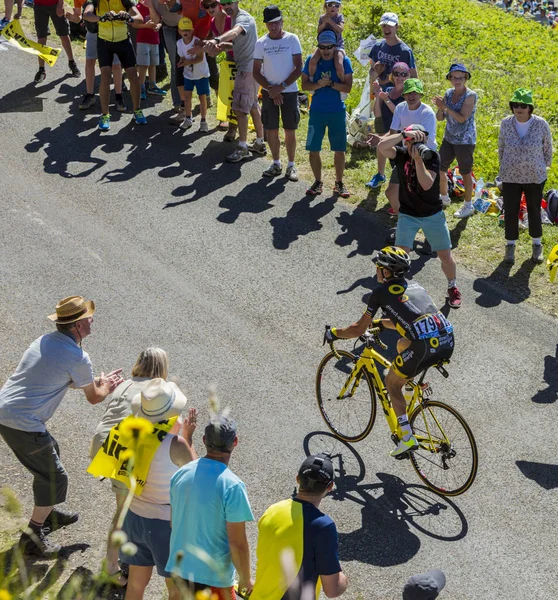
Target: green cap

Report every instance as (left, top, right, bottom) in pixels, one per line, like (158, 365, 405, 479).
(510, 88, 533, 106)
(403, 78, 424, 95)
(220, 0, 236, 3)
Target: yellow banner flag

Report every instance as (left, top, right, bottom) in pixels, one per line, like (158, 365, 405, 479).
(216, 59, 255, 130)
(1, 19, 61, 66)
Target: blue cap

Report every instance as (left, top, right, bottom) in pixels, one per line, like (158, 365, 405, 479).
(446, 63, 471, 79)
(318, 30, 337, 45)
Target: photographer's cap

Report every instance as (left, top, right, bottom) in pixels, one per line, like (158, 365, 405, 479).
(403, 569, 446, 600)
(298, 453, 334, 490)
(404, 124, 429, 137)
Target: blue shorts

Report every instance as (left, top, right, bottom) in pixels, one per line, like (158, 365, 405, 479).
(396, 211, 452, 252)
(306, 110, 347, 152)
(120, 510, 172, 577)
(184, 77, 210, 96)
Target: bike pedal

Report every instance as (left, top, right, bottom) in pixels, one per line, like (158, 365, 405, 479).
(394, 452, 411, 461)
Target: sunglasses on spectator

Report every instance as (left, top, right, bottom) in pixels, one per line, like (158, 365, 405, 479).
(392, 71, 409, 77)
(450, 76, 466, 81)
(203, 1, 218, 7)
(326, 2, 340, 6)
(318, 44, 335, 50)
(511, 102, 529, 109)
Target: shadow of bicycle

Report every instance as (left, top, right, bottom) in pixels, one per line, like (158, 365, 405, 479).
(303, 431, 468, 566)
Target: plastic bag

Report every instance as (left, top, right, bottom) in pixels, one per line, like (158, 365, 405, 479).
(353, 34, 376, 67)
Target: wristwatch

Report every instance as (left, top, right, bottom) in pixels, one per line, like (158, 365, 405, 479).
(214, 36, 221, 44)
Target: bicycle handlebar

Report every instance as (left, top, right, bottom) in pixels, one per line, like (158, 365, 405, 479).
(324, 325, 388, 359)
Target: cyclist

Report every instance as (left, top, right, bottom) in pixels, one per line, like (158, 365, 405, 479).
(325, 246, 454, 458)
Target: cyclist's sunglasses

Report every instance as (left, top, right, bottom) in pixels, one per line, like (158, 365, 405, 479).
(511, 102, 529, 109)
(392, 71, 409, 77)
(318, 44, 335, 50)
(203, 1, 219, 7)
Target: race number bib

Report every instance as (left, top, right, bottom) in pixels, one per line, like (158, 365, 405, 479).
(412, 313, 453, 339)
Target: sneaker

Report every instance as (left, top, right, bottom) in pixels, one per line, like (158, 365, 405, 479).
(140, 84, 147, 100)
(285, 164, 298, 182)
(390, 436, 418, 458)
(134, 109, 147, 125)
(43, 508, 79, 533)
(147, 83, 167, 96)
(179, 116, 193, 130)
(223, 125, 237, 142)
(454, 204, 474, 219)
(531, 243, 544, 264)
(263, 163, 282, 178)
(387, 207, 398, 216)
(441, 195, 451, 207)
(199, 120, 209, 133)
(34, 68, 46, 84)
(0, 17, 10, 30)
(247, 140, 267, 156)
(114, 95, 126, 112)
(19, 528, 61, 559)
(169, 107, 185, 125)
(68, 60, 81, 78)
(78, 93, 96, 110)
(226, 145, 252, 163)
(98, 113, 111, 131)
(504, 243, 515, 265)
(333, 181, 350, 198)
(365, 173, 386, 189)
(306, 180, 323, 196)
(446, 286, 462, 309)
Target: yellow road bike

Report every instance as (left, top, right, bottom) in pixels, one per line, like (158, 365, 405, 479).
(316, 327, 478, 496)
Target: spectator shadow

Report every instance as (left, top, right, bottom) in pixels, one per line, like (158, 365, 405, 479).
(516, 460, 558, 490)
(334, 208, 388, 258)
(532, 344, 558, 404)
(473, 259, 535, 308)
(303, 432, 468, 566)
(217, 178, 286, 224)
(449, 216, 469, 249)
(270, 193, 336, 250)
(56, 565, 126, 600)
(0, 75, 70, 113)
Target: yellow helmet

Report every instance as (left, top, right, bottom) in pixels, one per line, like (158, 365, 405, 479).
(373, 246, 411, 275)
(548, 244, 558, 283)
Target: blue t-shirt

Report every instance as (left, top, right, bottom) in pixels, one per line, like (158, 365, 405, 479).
(166, 457, 255, 587)
(251, 498, 342, 600)
(302, 54, 353, 113)
(0, 331, 94, 432)
(368, 40, 416, 82)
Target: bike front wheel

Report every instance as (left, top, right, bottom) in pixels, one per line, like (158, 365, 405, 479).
(316, 350, 377, 442)
(409, 400, 478, 497)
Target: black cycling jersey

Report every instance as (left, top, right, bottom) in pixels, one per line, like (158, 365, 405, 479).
(364, 278, 452, 341)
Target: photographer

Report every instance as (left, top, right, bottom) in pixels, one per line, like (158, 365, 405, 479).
(378, 125, 461, 308)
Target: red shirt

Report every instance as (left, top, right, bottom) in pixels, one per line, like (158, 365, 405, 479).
(181, 0, 211, 39)
(35, 0, 59, 6)
(137, 2, 160, 45)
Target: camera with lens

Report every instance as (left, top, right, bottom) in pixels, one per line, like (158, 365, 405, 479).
(412, 143, 434, 161)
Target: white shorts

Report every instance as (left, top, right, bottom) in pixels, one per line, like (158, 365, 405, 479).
(136, 42, 159, 66)
(85, 31, 120, 64)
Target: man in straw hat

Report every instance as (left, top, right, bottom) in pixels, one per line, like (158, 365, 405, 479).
(0, 295, 124, 558)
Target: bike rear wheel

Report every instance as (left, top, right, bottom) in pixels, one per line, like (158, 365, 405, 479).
(409, 400, 478, 496)
(316, 350, 376, 442)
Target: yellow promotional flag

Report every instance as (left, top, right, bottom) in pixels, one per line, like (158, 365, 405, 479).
(87, 416, 177, 495)
(1, 19, 61, 66)
(216, 59, 254, 130)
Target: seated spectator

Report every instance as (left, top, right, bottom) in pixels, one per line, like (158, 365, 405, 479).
(402, 569, 446, 599)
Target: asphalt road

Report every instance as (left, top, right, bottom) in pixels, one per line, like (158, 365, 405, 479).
(1, 42, 557, 600)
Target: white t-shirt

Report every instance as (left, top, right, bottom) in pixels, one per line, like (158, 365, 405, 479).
(391, 102, 438, 150)
(515, 119, 531, 139)
(176, 36, 210, 80)
(253, 31, 302, 93)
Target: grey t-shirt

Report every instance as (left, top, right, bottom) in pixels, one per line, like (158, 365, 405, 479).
(0, 331, 94, 432)
(232, 9, 257, 72)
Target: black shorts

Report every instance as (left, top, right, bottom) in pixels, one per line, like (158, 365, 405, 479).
(261, 89, 300, 131)
(392, 332, 454, 379)
(97, 36, 136, 70)
(34, 3, 69, 39)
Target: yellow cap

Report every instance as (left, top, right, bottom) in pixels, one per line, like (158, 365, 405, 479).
(178, 17, 194, 30)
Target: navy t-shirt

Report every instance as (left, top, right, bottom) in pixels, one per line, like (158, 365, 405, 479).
(302, 54, 353, 113)
(369, 40, 416, 82)
(380, 86, 404, 130)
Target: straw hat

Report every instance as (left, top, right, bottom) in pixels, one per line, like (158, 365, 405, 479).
(131, 378, 187, 423)
(47, 296, 96, 324)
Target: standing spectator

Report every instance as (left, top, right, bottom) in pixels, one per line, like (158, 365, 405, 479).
(378, 125, 462, 308)
(433, 63, 478, 217)
(498, 88, 553, 264)
(134, 0, 167, 100)
(250, 454, 348, 600)
(166, 414, 254, 599)
(386, 78, 437, 215)
(119, 379, 197, 600)
(0, 0, 23, 29)
(369, 12, 417, 91)
(402, 569, 446, 599)
(176, 16, 211, 132)
(301, 30, 353, 198)
(365, 61, 410, 192)
(83, 0, 147, 131)
(32, 0, 81, 83)
(88, 347, 170, 583)
(68, 0, 125, 111)
(0, 296, 124, 558)
(202, 0, 266, 163)
(253, 4, 302, 181)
